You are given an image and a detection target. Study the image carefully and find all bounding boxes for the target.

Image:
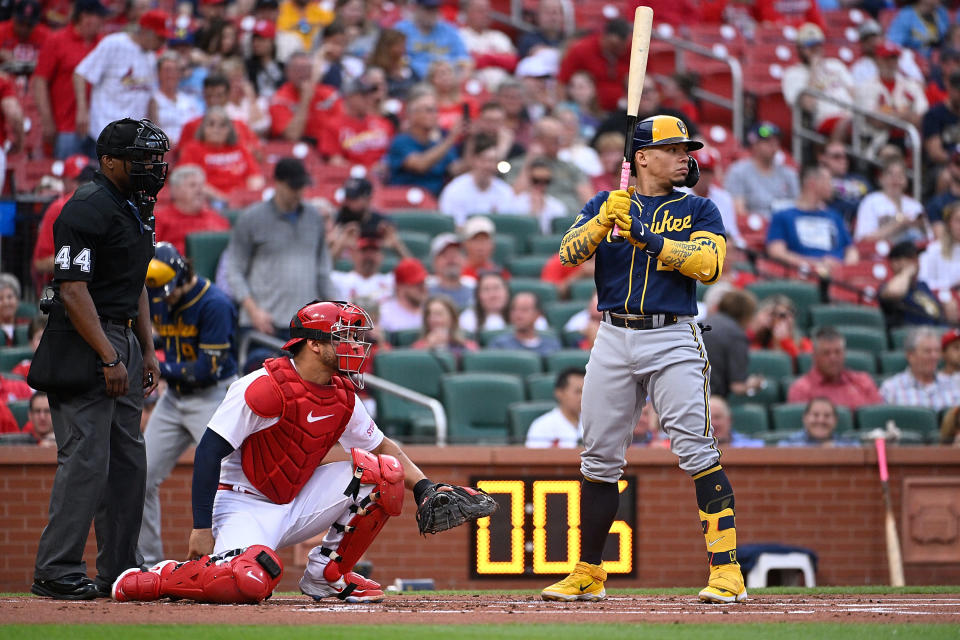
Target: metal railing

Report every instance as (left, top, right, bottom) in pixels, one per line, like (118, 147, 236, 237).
(238, 331, 448, 446)
(791, 88, 922, 202)
(650, 34, 745, 143)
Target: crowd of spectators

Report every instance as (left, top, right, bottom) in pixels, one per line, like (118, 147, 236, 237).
(0, 0, 959, 448)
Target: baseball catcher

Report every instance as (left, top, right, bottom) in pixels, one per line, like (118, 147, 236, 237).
(112, 300, 496, 604)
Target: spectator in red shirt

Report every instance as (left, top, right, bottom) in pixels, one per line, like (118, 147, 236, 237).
(319, 75, 393, 167)
(0, 71, 23, 193)
(32, 158, 95, 285)
(177, 107, 265, 201)
(31, 0, 106, 159)
(177, 72, 263, 162)
(0, 400, 19, 434)
(426, 58, 479, 132)
(0, 0, 51, 75)
(748, 294, 813, 363)
(22, 391, 55, 446)
(787, 326, 884, 409)
(557, 18, 630, 113)
(752, 0, 824, 29)
(153, 164, 231, 255)
(459, 215, 509, 284)
(269, 51, 340, 144)
(0, 371, 32, 401)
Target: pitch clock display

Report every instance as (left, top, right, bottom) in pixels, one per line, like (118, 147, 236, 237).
(469, 477, 636, 577)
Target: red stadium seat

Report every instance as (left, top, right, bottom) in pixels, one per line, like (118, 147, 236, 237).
(373, 185, 438, 212)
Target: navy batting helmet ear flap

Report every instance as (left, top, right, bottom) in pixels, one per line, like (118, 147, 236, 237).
(146, 241, 189, 297)
(684, 155, 700, 188)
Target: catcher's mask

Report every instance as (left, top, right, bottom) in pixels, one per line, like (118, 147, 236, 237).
(283, 300, 374, 388)
(145, 242, 190, 299)
(96, 118, 170, 197)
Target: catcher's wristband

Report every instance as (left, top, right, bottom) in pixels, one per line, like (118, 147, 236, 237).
(414, 478, 433, 505)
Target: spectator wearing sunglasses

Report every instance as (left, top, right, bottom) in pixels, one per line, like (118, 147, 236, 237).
(512, 157, 567, 233)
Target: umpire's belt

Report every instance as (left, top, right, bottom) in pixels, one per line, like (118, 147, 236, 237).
(602, 311, 679, 330)
(100, 317, 134, 328)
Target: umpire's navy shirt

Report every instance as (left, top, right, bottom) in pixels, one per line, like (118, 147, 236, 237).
(52, 172, 156, 319)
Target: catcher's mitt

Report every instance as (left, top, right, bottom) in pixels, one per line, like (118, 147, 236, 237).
(415, 483, 498, 535)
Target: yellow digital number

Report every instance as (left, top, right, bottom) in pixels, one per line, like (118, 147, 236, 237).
(475, 480, 524, 574)
(532, 480, 580, 574)
(604, 480, 634, 573)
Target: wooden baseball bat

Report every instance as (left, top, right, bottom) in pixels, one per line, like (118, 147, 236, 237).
(874, 437, 905, 587)
(613, 6, 654, 241)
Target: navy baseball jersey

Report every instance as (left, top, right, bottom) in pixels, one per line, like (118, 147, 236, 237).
(151, 277, 238, 387)
(568, 189, 726, 316)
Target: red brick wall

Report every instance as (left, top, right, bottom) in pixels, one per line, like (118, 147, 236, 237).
(2, 446, 959, 592)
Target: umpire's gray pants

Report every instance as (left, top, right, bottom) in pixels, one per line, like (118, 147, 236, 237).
(34, 324, 145, 583)
(580, 319, 719, 482)
(137, 377, 234, 565)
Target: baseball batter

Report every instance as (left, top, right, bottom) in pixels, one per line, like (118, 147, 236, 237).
(112, 300, 495, 604)
(542, 115, 746, 604)
(138, 242, 238, 566)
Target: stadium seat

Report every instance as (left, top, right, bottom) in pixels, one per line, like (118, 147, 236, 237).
(727, 379, 781, 407)
(856, 405, 940, 443)
(771, 403, 854, 434)
(529, 234, 564, 256)
(397, 230, 431, 258)
(372, 186, 438, 211)
(16, 301, 37, 320)
(494, 235, 517, 265)
(526, 372, 557, 401)
(14, 324, 30, 345)
(730, 403, 769, 434)
(809, 305, 885, 330)
(878, 351, 907, 375)
(543, 301, 585, 331)
(747, 350, 794, 378)
(887, 326, 935, 350)
(7, 399, 29, 428)
(485, 214, 540, 254)
(796, 349, 876, 374)
(507, 400, 557, 444)
(509, 278, 558, 304)
(507, 255, 549, 278)
(388, 328, 422, 347)
(562, 329, 585, 348)
(568, 279, 596, 301)
(461, 349, 542, 377)
(440, 373, 525, 444)
(544, 349, 589, 373)
(550, 216, 577, 234)
(746, 280, 821, 330)
(373, 349, 454, 438)
(185, 231, 230, 280)
(829, 325, 889, 352)
(0, 346, 34, 373)
(389, 211, 455, 236)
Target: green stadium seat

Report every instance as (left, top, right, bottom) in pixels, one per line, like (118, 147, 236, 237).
(378, 254, 401, 274)
(727, 378, 781, 407)
(389, 328, 422, 347)
(809, 305, 885, 330)
(373, 349, 452, 438)
(544, 349, 589, 373)
(221, 209, 243, 226)
(747, 350, 793, 378)
(485, 214, 540, 254)
(15, 301, 37, 320)
(830, 325, 889, 352)
(543, 301, 584, 331)
(729, 403, 769, 434)
(335, 257, 353, 272)
(568, 279, 596, 301)
(551, 215, 577, 234)
(507, 255, 549, 278)
(441, 373, 525, 444)
(770, 403, 854, 434)
(509, 278, 558, 304)
(529, 234, 564, 256)
(14, 324, 31, 345)
(478, 328, 510, 346)
(888, 326, 913, 350)
(796, 349, 876, 375)
(389, 211, 455, 236)
(526, 372, 557, 401)
(856, 405, 940, 443)
(879, 351, 908, 375)
(185, 231, 230, 280)
(461, 349, 543, 377)
(507, 400, 557, 443)
(397, 230, 431, 258)
(494, 235, 517, 265)
(746, 280, 821, 330)
(7, 399, 29, 428)
(759, 429, 799, 446)
(562, 330, 584, 348)
(0, 346, 33, 373)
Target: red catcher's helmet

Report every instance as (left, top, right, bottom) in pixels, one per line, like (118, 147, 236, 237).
(283, 300, 374, 387)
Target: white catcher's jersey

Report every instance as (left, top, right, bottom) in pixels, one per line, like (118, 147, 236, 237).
(208, 363, 385, 497)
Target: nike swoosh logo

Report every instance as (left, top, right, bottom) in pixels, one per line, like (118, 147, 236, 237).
(579, 580, 594, 592)
(307, 411, 334, 423)
(245, 570, 263, 584)
(707, 536, 725, 548)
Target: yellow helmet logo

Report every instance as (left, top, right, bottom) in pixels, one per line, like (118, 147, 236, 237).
(677, 120, 688, 136)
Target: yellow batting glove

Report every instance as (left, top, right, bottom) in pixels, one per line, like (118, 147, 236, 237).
(598, 188, 634, 228)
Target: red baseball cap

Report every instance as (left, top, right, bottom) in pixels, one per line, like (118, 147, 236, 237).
(943, 328, 960, 350)
(252, 19, 276, 39)
(356, 236, 382, 250)
(394, 257, 427, 286)
(139, 9, 173, 39)
(875, 40, 902, 58)
(63, 154, 91, 180)
(692, 148, 721, 172)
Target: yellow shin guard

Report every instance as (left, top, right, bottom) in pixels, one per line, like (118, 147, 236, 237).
(698, 508, 747, 603)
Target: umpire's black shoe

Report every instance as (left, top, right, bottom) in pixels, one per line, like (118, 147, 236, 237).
(92, 577, 113, 598)
(31, 574, 100, 600)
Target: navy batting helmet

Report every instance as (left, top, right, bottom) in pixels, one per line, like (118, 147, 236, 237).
(145, 242, 189, 298)
(632, 115, 703, 155)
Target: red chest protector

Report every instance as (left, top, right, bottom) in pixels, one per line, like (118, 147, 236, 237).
(240, 357, 355, 504)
